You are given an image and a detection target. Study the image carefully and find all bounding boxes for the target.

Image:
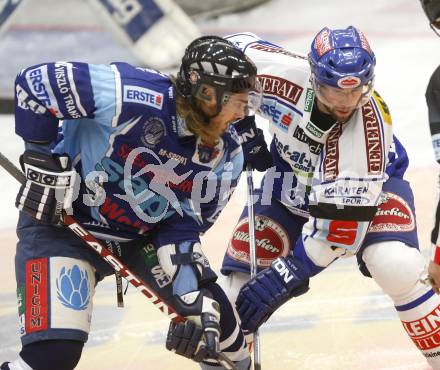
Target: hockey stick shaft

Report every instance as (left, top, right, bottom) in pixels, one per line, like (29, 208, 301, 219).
(0, 151, 237, 370)
(246, 166, 262, 370)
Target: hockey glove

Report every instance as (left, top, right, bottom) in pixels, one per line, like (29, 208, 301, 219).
(234, 116, 272, 172)
(236, 256, 310, 333)
(16, 150, 77, 225)
(158, 241, 221, 361)
(167, 289, 221, 361)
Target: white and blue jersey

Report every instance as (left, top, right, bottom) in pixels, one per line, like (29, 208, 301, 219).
(14, 62, 243, 243)
(222, 33, 417, 276)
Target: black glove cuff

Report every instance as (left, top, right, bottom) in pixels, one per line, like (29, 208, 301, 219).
(233, 115, 257, 135)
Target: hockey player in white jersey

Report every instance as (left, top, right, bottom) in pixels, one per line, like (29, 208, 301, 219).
(217, 27, 440, 368)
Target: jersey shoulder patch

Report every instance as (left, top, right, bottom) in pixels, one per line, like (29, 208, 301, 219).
(372, 91, 392, 125)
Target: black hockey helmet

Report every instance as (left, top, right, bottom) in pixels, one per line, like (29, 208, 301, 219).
(176, 35, 258, 116)
(420, 0, 440, 34)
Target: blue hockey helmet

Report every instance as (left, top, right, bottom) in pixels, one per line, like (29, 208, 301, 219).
(309, 26, 376, 90)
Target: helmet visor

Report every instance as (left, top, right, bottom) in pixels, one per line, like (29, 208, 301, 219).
(222, 79, 263, 117)
(313, 76, 374, 111)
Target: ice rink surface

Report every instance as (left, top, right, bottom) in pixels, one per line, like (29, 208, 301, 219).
(1, 0, 440, 369)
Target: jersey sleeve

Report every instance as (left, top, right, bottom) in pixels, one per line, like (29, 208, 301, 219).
(14, 62, 117, 143)
(426, 65, 440, 163)
(386, 135, 409, 179)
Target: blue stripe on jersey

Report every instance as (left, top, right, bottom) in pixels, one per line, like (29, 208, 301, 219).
(88, 64, 117, 127)
(395, 289, 435, 312)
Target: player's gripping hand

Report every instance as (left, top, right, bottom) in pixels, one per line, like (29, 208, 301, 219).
(16, 150, 77, 225)
(234, 116, 272, 172)
(167, 289, 221, 362)
(236, 256, 310, 332)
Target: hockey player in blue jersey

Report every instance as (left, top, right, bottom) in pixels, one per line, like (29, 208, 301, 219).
(1, 36, 273, 370)
(216, 27, 440, 368)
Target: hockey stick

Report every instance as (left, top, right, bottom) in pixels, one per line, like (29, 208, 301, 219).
(0, 151, 238, 370)
(246, 166, 262, 370)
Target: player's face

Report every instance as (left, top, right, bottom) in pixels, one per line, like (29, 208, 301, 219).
(200, 89, 251, 134)
(211, 92, 250, 132)
(315, 84, 363, 122)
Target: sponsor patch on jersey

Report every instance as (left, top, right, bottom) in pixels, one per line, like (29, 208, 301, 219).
(260, 103, 294, 133)
(401, 304, 440, 351)
(227, 215, 290, 268)
(123, 85, 163, 109)
(54, 62, 83, 119)
(293, 126, 322, 155)
(17, 286, 25, 336)
(368, 192, 415, 233)
(141, 243, 159, 268)
(141, 117, 166, 148)
(274, 135, 314, 175)
(337, 76, 361, 89)
(25, 65, 61, 117)
(50, 257, 94, 333)
(25, 258, 49, 334)
(323, 184, 371, 205)
(304, 88, 315, 112)
(323, 124, 342, 180)
(56, 264, 91, 311)
(258, 74, 303, 106)
(16, 84, 47, 114)
(305, 121, 324, 139)
(362, 102, 383, 174)
(373, 91, 392, 125)
(158, 148, 188, 165)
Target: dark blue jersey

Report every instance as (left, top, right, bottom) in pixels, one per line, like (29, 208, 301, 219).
(15, 62, 243, 243)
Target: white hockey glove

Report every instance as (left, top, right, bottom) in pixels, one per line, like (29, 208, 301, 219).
(16, 150, 77, 225)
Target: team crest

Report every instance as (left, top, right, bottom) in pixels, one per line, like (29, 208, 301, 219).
(192, 137, 224, 167)
(197, 143, 219, 163)
(141, 117, 166, 148)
